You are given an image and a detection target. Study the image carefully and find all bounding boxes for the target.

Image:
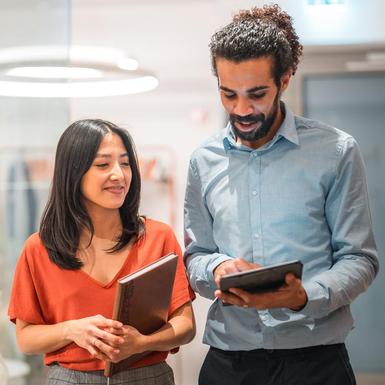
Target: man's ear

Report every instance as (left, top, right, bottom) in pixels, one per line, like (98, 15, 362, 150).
(280, 71, 292, 92)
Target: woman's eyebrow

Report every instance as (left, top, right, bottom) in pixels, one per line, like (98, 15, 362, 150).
(95, 152, 129, 158)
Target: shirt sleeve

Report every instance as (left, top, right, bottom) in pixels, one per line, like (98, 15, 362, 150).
(162, 226, 195, 316)
(184, 158, 232, 300)
(8, 238, 46, 325)
(301, 136, 379, 319)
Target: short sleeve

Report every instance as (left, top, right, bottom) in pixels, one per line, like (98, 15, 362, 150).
(162, 228, 195, 316)
(8, 237, 46, 325)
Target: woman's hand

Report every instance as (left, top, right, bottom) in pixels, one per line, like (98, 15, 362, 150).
(101, 302, 195, 364)
(65, 315, 125, 360)
(101, 325, 147, 363)
(16, 315, 124, 358)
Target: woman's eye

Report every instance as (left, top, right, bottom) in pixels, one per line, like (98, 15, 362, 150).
(121, 162, 130, 167)
(95, 163, 108, 168)
(224, 93, 236, 99)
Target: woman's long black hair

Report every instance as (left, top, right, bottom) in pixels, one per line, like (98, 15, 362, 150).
(40, 119, 143, 269)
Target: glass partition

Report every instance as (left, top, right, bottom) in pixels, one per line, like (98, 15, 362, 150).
(303, 73, 385, 380)
(0, 1, 71, 384)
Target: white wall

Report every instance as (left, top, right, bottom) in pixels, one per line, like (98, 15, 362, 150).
(217, 0, 385, 46)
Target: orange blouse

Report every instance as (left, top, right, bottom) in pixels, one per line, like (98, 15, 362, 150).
(8, 218, 194, 371)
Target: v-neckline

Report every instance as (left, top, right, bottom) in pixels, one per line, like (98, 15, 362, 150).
(78, 241, 139, 289)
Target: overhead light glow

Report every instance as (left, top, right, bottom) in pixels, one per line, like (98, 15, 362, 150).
(6, 66, 103, 79)
(307, 0, 345, 4)
(117, 58, 139, 71)
(0, 45, 158, 97)
(0, 76, 159, 98)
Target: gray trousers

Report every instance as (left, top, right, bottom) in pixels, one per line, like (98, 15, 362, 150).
(46, 362, 175, 385)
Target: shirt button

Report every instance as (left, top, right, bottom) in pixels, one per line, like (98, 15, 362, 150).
(252, 190, 258, 196)
(254, 233, 260, 239)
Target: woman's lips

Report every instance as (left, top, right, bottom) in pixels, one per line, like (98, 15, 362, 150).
(104, 186, 124, 194)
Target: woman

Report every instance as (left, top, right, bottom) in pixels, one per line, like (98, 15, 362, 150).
(8, 119, 195, 385)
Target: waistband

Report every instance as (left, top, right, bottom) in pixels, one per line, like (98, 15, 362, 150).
(210, 343, 346, 359)
(47, 361, 172, 383)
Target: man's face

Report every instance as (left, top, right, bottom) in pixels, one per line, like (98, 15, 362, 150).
(216, 56, 289, 148)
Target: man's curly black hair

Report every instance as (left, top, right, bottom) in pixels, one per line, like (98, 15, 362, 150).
(209, 4, 303, 86)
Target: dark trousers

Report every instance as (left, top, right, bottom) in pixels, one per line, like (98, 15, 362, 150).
(199, 344, 356, 385)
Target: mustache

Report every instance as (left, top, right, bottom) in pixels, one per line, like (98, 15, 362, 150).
(230, 114, 265, 124)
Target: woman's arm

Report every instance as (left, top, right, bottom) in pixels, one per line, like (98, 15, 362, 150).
(16, 315, 124, 360)
(104, 302, 195, 362)
(146, 301, 195, 351)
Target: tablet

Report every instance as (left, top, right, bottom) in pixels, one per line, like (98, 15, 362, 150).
(219, 260, 303, 294)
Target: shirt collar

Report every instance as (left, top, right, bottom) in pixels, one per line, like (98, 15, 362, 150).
(278, 102, 299, 146)
(222, 101, 299, 152)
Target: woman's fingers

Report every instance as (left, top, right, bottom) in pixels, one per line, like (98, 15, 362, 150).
(92, 338, 120, 360)
(69, 315, 125, 355)
(93, 315, 123, 329)
(94, 327, 124, 346)
(104, 326, 125, 335)
(87, 342, 111, 361)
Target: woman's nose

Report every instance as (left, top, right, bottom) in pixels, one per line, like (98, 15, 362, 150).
(110, 163, 123, 181)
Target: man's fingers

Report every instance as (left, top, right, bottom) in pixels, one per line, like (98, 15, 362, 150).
(215, 259, 261, 288)
(233, 258, 259, 271)
(229, 287, 249, 301)
(216, 265, 239, 286)
(214, 261, 238, 286)
(284, 273, 302, 287)
(215, 289, 247, 307)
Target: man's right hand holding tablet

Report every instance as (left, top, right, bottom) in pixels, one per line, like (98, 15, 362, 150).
(213, 258, 307, 311)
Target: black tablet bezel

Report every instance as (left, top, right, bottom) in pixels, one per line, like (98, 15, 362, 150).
(219, 260, 303, 294)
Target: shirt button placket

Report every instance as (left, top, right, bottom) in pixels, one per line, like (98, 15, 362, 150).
(250, 151, 262, 263)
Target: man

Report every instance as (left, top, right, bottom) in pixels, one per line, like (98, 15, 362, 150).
(184, 4, 379, 385)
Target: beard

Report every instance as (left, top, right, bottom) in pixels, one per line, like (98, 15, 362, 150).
(230, 91, 280, 143)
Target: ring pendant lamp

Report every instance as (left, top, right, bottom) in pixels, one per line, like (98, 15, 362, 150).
(0, 45, 159, 98)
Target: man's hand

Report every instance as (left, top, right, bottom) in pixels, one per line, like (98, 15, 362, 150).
(215, 272, 308, 310)
(213, 258, 260, 288)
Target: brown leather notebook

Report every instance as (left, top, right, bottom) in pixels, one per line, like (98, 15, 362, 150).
(104, 253, 178, 377)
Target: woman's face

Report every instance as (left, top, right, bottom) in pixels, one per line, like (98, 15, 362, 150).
(81, 133, 132, 213)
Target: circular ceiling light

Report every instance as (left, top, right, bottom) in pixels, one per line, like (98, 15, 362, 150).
(0, 45, 158, 98)
(6, 66, 104, 79)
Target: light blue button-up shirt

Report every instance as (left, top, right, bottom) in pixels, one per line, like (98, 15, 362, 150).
(184, 103, 379, 350)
